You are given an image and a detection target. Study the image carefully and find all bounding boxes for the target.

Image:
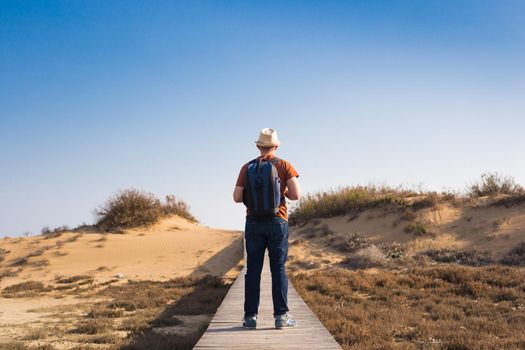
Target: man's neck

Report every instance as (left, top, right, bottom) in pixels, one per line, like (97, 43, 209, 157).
(259, 151, 276, 158)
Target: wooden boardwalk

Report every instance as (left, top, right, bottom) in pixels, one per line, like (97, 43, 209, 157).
(194, 247, 342, 350)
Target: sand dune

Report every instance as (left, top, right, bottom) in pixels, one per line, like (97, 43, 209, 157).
(0, 216, 244, 345)
(288, 200, 525, 269)
(0, 216, 243, 289)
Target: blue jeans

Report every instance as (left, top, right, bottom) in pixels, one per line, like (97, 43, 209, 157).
(244, 216, 289, 318)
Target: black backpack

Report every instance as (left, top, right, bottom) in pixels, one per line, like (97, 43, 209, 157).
(243, 157, 282, 217)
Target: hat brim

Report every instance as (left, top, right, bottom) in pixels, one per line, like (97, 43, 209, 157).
(255, 140, 280, 147)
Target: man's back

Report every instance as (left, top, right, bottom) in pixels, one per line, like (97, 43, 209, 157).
(233, 128, 301, 329)
(235, 153, 299, 222)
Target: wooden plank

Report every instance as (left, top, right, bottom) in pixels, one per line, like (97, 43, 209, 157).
(194, 242, 342, 350)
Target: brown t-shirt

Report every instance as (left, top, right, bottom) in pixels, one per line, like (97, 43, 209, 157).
(236, 154, 299, 221)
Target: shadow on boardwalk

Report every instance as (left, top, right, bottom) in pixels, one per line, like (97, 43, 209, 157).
(121, 237, 244, 350)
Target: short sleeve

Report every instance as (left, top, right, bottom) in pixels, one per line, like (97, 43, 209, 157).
(236, 164, 248, 187)
(283, 161, 299, 182)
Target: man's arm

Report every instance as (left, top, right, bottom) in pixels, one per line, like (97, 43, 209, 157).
(233, 186, 244, 203)
(285, 176, 301, 200)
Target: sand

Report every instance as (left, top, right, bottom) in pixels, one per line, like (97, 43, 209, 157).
(0, 216, 243, 288)
(288, 201, 525, 266)
(0, 216, 244, 343)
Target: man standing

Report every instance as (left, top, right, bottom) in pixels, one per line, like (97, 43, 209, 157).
(233, 128, 301, 329)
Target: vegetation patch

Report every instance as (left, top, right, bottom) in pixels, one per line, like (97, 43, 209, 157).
(0, 343, 57, 350)
(500, 242, 525, 266)
(290, 173, 525, 224)
(86, 274, 230, 349)
(10, 257, 28, 267)
(420, 248, 494, 266)
(0, 248, 10, 256)
(380, 242, 405, 260)
(290, 185, 418, 224)
(404, 220, 431, 236)
(55, 275, 94, 285)
(335, 232, 370, 253)
(3, 281, 51, 297)
(0, 268, 20, 280)
(340, 245, 388, 269)
(291, 265, 525, 350)
(467, 172, 524, 198)
(41, 225, 70, 238)
(70, 319, 111, 335)
(95, 189, 197, 231)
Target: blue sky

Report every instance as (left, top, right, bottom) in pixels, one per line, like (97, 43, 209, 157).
(1, 1, 524, 236)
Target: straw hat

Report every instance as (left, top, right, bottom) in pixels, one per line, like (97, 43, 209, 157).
(255, 128, 280, 147)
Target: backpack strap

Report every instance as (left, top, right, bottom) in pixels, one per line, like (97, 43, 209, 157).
(269, 157, 281, 165)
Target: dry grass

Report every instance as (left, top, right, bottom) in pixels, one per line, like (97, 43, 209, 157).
(2, 281, 51, 297)
(55, 275, 94, 285)
(70, 319, 111, 335)
(70, 275, 232, 349)
(0, 343, 57, 350)
(500, 242, 525, 266)
(290, 174, 525, 224)
(420, 248, 494, 266)
(404, 220, 432, 236)
(335, 232, 370, 253)
(468, 172, 524, 198)
(23, 324, 62, 340)
(291, 264, 525, 350)
(26, 249, 45, 258)
(64, 234, 82, 243)
(10, 257, 29, 267)
(0, 268, 21, 280)
(95, 189, 197, 231)
(29, 258, 50, 268)
(290, 186, 420, 224)
(41, 225, 70, 238)
(340, 245, 388, 269)
(0, 275, 231, 349)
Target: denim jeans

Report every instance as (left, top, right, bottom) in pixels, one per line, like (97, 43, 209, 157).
(244, 216, 289, 318)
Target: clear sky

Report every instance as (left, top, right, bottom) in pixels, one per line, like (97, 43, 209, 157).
(1, 1, 524, 236)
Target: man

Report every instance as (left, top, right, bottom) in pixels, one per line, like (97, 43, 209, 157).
(233, 128, 301, 329)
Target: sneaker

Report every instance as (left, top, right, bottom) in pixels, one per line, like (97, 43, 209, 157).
(242, 315, 257, 329)
(274, 313, 297, 329)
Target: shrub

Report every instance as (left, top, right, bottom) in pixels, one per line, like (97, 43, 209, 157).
(41, 225, 70, 238)
(95, 189, 196, 231)
(290, 186, 418, 224)
(380, 242, 405, 260)
(55, 275, 94, 285)
(3, 281, 51, 297)
(70, 319, 110, 334)
(468, 172, 524, 198)
(163, 194, 197, 222)
(500, 242, 525, 266)
(0, 248, 9, 263)
(340, 245, 387, 269)
(10, 257, 28, 266)
(336, 232, 370, 253)
(421, 249, 494, 266)
(404, 221, 431, 236)
(96, 189, 163, 230)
